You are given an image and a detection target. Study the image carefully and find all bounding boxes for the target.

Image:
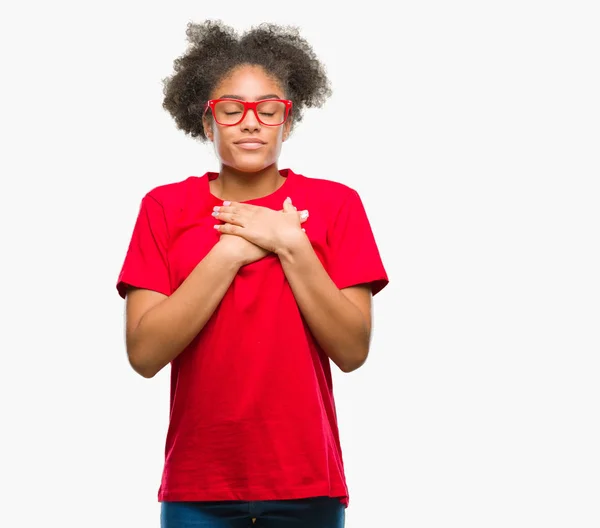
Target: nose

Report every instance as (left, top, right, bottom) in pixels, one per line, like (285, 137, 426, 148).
(240, 107, 261, 132)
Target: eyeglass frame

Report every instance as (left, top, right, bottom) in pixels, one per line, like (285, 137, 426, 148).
(203, 98, 293, 127)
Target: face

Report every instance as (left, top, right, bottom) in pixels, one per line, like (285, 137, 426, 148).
(203, 65, 292, 173)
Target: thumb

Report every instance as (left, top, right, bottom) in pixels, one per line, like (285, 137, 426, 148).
(283, 196, 296, 213)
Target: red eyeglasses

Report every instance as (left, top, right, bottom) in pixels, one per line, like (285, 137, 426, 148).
(204, 98, 293, 127)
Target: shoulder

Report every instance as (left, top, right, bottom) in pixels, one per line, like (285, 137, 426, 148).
(127, 175, 209, 233)
(292, 171, 359, 206)
(137, 175, 208, 219)
(291, 171, 366, 225)
(145, 176, 203, 205)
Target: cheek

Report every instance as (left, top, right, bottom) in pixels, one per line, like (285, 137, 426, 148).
(212, 130, 232, 156)
(267, 128, 285, 148)
(264, 132, 284, 158)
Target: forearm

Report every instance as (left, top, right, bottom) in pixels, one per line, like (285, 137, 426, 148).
(277, 236, 370, 373)
(129, 243, 241, 377)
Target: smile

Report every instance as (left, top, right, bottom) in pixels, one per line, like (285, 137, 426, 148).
(234, 142, 265, 150)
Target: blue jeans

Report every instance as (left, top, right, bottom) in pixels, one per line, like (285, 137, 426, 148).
(160, 496, 345, 527)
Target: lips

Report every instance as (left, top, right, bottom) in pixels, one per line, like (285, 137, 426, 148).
(234, 139, 266, 150)
(234, 139, 266, 144)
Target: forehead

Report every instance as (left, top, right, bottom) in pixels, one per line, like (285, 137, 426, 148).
(212, 65, 285, 100)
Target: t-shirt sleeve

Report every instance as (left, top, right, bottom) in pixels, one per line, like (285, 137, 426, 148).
(116, 194, 172, 299)
(327, 188, 389, 295)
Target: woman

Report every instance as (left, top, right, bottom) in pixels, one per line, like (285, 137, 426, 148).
(116, 20, 388, 528)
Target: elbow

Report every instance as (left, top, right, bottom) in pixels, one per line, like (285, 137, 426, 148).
(129, 355, 157, 379)
(137, 365, 158, 379)
(339, 329, 371, 373)
(339, 357, 367, 373)
(126, 327, 162, 378)
(127, 343, 158, 379)
(338, 321, 371, 373)
(338, 347, 369, 374)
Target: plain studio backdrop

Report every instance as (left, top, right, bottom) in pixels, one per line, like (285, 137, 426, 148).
(1, 1, 598, 527)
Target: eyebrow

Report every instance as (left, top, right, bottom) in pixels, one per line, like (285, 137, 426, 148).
(218, 94, 282, 101)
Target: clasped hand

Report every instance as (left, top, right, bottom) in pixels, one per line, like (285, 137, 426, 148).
(213, 197, 308, 264)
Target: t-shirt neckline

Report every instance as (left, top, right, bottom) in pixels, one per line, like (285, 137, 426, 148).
(205, 168, 295, 206)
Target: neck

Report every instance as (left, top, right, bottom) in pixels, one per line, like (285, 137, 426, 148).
(212, 163, 285, 202)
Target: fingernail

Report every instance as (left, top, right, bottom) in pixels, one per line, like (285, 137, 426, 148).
(300, 210, 309, 220)
(223, 201, 231, 206)
(285, 197, 292, 204)
(213, 206, 220, 211)
(212, 211, 219, 217)
(213, 225, 220, 229)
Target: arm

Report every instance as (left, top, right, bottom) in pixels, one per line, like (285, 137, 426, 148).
(277, 234, 373, 373)
(120, 194, 310, 379)
(125, 242, 242, 378)
(212, 197, 377, 373)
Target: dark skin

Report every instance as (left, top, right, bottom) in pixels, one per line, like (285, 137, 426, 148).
(203, 65, 291, 201)
(125, 64, 372, 377)
(202, 64, 295, 266)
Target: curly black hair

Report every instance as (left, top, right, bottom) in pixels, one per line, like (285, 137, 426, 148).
(162, 20, 332, 142)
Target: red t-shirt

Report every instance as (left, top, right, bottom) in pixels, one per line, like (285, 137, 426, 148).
(116, 168, 388, 507)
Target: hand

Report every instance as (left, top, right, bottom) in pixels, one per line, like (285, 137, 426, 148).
(213, 198, 309, 254)
(216, 232, 269, 267)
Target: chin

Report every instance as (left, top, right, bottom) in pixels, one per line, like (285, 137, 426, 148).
(226, 156, 275, 173)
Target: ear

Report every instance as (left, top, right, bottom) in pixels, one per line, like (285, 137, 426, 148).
(203, 116, 214, 142)
(282, 120, 292, 142)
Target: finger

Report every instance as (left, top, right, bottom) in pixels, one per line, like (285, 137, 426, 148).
(278, 209, 309, 224)
(213, 205, 240, 215)
(213, 211, 244, 227)
(214, 223, 243, 235)
(299, 210, 309, 223)
(278, 206, 305, 214)
(283, 197, 296, 213)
